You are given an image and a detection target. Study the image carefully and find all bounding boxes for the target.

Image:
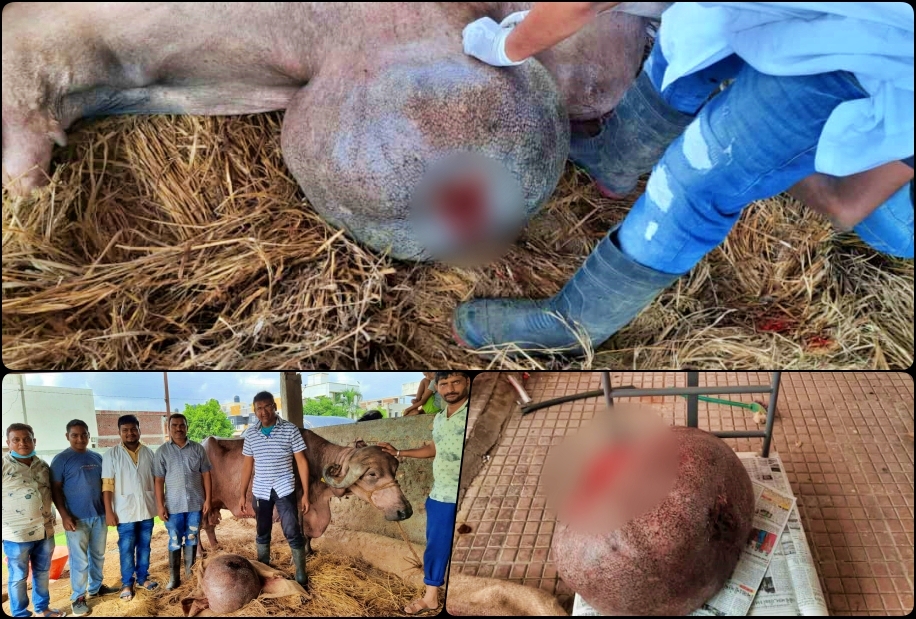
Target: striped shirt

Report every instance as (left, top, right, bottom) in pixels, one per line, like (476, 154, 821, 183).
(152, 439, 212, 514)
(1, 454, 55, 543)
(430, 398, 468, 503)
(242, 417, 306, 500)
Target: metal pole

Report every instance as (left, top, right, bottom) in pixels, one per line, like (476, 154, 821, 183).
(601, 372, 614, 407)
(686, 372, 699, 428)
(163, 372, 171, 413)
(760, 372, 781, 457)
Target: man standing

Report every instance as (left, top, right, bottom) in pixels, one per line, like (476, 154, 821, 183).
(238, 391, 311, 588)
(153, 414, 213, 591)
(2, 424, 66, 618)
(378, 371, 470, 614)
(101, 415, 159, 601)
(50, 420, 118, 616)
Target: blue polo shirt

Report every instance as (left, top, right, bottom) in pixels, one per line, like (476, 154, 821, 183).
(50, 448, 105, 520)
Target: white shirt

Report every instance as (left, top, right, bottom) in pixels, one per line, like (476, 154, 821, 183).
(658, 2, 914, 176)
(101, 444, 157, 523)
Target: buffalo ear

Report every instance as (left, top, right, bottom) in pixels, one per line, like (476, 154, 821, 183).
(325, 463, 342, 478)
(353, 439, 368, 449)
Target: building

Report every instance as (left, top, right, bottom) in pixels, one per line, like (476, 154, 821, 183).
(302, 372, 360, 401)
(360, 396, 409, 418)
(402, 381, 422, 399)
(95, 410, 168, 447)
(1, 374, 99, 453)
(221, 394, 281, 418)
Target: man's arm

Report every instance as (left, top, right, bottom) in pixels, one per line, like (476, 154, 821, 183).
(154, 476, 169, 521)
(103, 489, 118, 527)
(378, 441, 437, 459)
(788, 161, 914, 229)
(202, 470, 212, 515)
(505, 2, 620, 62)
(238, 455, 255, 515)
(292, 450, 310, 513)
(51, 481, 76, 531)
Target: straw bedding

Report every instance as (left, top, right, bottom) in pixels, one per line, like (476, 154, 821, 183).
(0, 513, 427, 617)
(3, 113, 912, 369)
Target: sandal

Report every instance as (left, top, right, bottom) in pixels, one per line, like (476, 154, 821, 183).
(38, 609, 67, 617)
(137, 579, 159, 591)
(119, 586, 134, 601)
(403, 597, 439, 615)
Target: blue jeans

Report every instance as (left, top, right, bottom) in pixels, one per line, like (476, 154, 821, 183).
(423, 497, 456, 587)
(116, 519, 154, 588)
(64, 515, 107, 601)
(164, 510, 202, 551)
(3, 536, 54, 617)
(619, 41, 914, 275)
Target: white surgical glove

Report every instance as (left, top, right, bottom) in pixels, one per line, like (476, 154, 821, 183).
(462, 10, 530, 67)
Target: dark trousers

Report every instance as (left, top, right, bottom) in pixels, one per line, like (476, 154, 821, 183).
(253, 489, 304, 549)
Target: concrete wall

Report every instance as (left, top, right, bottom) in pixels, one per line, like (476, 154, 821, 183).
(312, 414, 439, 545)
(1, 375, 98, 452)
(96, 410, 167, 447)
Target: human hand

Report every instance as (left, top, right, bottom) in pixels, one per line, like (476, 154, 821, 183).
(238, 496, 251, 517)
(158, 506, 169, 522)
(202, 500, 211, 518)
(106, 511, 119, 527)
(300, 494, 310, 515)
(62, 513, 77, 532)
(377, 442, 398, 457)
(462, 11, 529, 67)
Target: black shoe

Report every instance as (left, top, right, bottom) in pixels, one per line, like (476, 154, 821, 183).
(165, 549, 182, 591)
(87, 584, 119, 598)
(291, 547, 308, 589)
(183, 544, 198, 577)
(256, 543, 271, 566)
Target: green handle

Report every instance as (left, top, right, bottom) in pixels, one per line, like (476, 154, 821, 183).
(678, 394, 765, 413)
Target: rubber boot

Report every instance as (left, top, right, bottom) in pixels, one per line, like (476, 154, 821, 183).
(184, 544, 198, 577)
(257, 543, 271, 566)
(165, 549, 182, 590)
(291, 547, 308, 589)
(453, 227, 681, 354)
(568, 70, 694, 197)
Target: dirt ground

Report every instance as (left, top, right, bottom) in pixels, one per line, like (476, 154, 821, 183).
(1, 512, 432, 617)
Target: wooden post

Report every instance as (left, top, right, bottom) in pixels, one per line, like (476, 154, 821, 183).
(280, 372, 304, 428)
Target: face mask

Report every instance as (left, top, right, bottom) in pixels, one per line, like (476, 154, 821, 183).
(10, 449, 36, 459)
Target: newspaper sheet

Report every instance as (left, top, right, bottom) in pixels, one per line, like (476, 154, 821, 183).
(572, 451, 826, 616)
(738, 453, 829, 616)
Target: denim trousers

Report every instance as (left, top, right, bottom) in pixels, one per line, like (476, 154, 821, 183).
(64, 515, 107, 601)
(164, 510, 202, 551)
(253, 489, 304, 549)
(3, 536, 55, 617)
(116, 518, 154, 587)
(423, 497, 457, 587)
(618, 40, 914, 276)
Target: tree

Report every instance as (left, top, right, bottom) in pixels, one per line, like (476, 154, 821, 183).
(302, 396, 350, 418)
(183, 399, 234, 442)
(334, 387, 363, 419)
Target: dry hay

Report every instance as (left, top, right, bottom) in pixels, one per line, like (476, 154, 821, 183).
(3, 113, 912, 369)
(0, 513, 427, 617)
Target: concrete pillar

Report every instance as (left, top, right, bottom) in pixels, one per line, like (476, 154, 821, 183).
(280, 372, 303, 428)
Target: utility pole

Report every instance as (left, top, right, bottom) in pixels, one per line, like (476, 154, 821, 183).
(163, 372, 171, 414)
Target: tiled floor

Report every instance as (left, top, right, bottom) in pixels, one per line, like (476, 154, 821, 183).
(452, 372, 914, 615)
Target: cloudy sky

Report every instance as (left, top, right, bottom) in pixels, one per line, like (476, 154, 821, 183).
(14, 372, 425, 412)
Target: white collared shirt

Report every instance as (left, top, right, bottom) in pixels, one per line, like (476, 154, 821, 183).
(101, 443, 157, 523)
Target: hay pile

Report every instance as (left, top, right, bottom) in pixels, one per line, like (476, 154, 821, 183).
(0, 513, 426, 617)
(3, 113, 912, 368)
